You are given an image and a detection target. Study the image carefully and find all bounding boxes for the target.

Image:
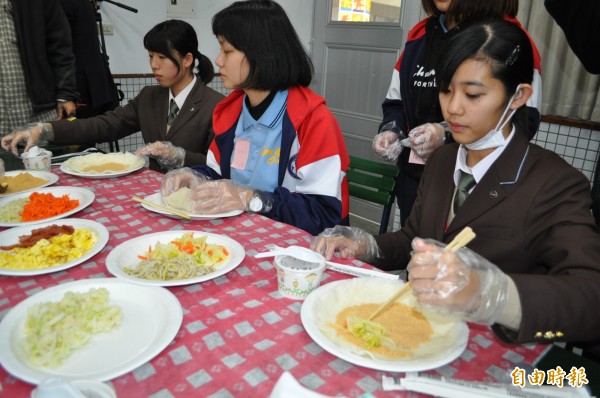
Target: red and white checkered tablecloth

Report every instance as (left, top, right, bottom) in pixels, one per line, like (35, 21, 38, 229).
(0, 167, 549, 397)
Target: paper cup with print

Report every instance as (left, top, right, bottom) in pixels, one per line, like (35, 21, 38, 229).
(21, 147, 52, 171)
(274, 248, 326, 300)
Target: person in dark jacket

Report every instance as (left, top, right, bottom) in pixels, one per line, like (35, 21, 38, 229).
(0, 0, 78, 136)
(59, 0, 121, 118)
(372, 0, 542, 227)
(2, 20, 224, 172)
(544, 0, 600, 74)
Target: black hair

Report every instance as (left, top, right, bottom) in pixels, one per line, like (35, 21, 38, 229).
(437, 19, 534, 132)
(144, 19, 214, 84)
(421, 0, 518, 27)
(212, 0, 313, 91)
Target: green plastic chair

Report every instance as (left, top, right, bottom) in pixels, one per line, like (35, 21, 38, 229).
(347, 155, 399, 234)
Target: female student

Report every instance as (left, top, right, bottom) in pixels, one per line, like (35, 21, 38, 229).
(1, 20, 224, 172)
(312, 20, 600, 345)
(161, 0, 349, 235)
(373, 0, 542, 227)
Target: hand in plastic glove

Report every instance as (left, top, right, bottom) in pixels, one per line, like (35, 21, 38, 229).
(160, 167, 208, 196)
(1, 123, 47, 156)
(407, 238, 509, 324)
(187, 179, 256, 214)
(136, 141, 186, 171)
(57, 100, 76, 119)
(407, 123, 446, 162)
(310, 226, 381, 262)
(373, 130, 404, 162)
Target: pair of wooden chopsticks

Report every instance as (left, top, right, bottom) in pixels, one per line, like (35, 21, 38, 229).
(131, 196, 191, 220)
(367, 227, 476, 321)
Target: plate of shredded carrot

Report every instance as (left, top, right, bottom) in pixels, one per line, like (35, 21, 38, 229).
(0, 187, 95, 227)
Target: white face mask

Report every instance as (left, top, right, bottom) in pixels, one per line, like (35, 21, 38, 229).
(465, 84, 522, 150)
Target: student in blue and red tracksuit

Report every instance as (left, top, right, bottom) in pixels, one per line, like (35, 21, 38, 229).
(161, 0, 349, 235)
(373, 0, 542, 227)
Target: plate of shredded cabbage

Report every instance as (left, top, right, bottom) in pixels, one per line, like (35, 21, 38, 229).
(0, 278, 182, 384)
(105, 230, 246, 286)
(0, 218, 109, 276)
(0, 186, 95, 227)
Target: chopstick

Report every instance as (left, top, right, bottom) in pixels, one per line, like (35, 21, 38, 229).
(368, 282, 411, 321)
(446, 226, 476, 252)
(131, 196, 192, 220)
(367, 227, 476, 321)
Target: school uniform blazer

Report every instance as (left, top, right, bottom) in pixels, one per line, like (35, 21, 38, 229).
(374, 131, 600, 344)
(51, 79, 224, 171)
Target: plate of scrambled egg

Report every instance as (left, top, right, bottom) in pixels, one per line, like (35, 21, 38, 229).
(0, 278, 182, 384)
(0, 218, 109, 276)
(60, 152, 144, 179)
(301, 278, 469, 372)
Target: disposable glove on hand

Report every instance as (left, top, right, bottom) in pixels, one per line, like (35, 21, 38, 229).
(372, 130, 403, 162)
(136, 141, 186, 171)
(310, 225, 381, 262)
(407, 123, 445, 162)
(186, 179, 258, 214)
(1, 123, 47, 156)
(407, 238, 509, 324)
(160, 167, 208, 196)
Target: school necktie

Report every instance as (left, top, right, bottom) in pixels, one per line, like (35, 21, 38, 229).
(453, 170, 476, 213)
(167, 99, 179, 127)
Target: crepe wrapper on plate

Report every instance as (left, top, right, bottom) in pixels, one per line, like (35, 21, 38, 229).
(162, 187, 193, 213)
(64, 152, 144, 174)
(314, 278, 465, 361)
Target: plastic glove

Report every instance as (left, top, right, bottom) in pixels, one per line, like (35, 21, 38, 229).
(407, 238, 509, 324)
(160, 167, 208, 196)
(406, 123, 446, 162)
(136, 141, 185, 171)
(185, 179, 258, 215)
(310, 226, 381, 262)
(373, 130, 404, 162)
(1, 123, 48, 156)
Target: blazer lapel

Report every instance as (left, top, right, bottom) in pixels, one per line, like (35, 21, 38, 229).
(447, 132, 531, 234)
(167, 80, 203, 138)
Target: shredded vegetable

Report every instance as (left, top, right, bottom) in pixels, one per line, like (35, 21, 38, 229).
(0, 198, 28, 222)
(346, 316, 388, 349)
(21, 288, 122, 367)
(19, 192, 80, 221)
(123, 232, 229, 280)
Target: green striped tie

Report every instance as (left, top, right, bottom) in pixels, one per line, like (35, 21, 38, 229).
(453, 170, 476, 212)
(167, 99, 179, 126)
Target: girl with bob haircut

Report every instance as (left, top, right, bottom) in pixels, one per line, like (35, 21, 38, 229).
(312, 19, 600, 347)
(373, 0, 542, 228)
(161, 0, 350, 235)
(2, 19, 224, 172)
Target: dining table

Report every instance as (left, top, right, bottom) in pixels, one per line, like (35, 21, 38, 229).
(0, 165, 552, 398)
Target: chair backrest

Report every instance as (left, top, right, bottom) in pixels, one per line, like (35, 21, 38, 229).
(347, 155, 399, 234)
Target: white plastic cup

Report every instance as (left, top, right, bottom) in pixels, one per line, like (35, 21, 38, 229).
(22, 148, 52, 171)
(274, 248, 326, 300)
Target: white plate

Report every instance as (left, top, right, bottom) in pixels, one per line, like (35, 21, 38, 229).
(301, 278, 469, 372)
(0, 170, 59, 198)
(0, 186, 95, 227)
(0, 278, 183, 384)
(0, 218, 109, 276)
(60, 159, 144, 179)
(106, 230, 246, 287)
(141, 192, 244, 220)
